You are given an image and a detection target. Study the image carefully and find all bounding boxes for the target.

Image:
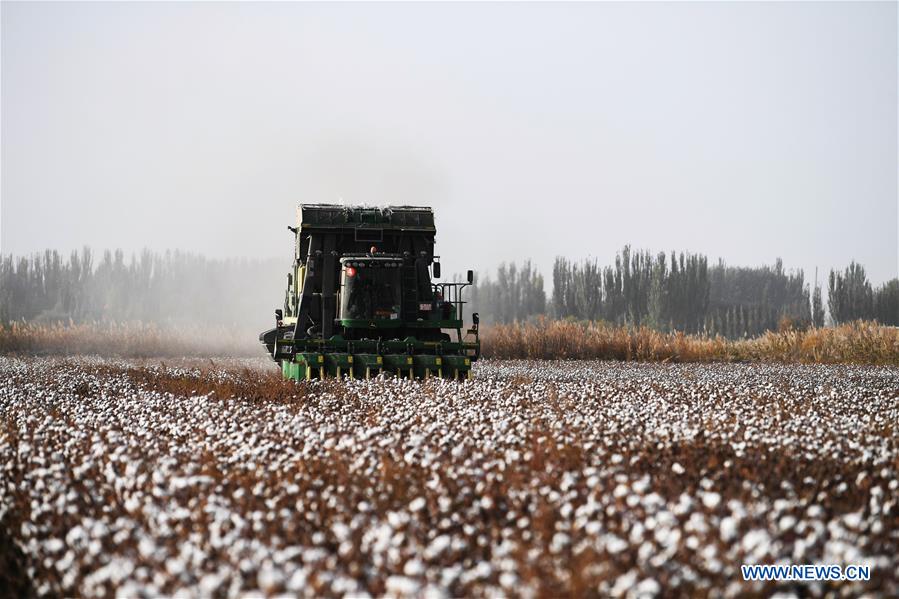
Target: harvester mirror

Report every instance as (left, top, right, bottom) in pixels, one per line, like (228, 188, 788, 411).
(275, 309, 283, 323)
(433, 262, 441, 279)
(467, 270, 474, 284)
(473, 312, 480, 325)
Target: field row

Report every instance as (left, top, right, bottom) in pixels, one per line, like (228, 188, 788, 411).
(1, 357, 897, 596)
(2, 320, 898, 366)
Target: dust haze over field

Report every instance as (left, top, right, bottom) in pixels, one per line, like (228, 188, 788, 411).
(2, 1, 897, 300)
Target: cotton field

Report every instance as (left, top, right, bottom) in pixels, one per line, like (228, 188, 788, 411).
(1, 357, 897, 597)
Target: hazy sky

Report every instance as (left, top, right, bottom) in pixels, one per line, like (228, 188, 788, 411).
(2, 1, 897, 286)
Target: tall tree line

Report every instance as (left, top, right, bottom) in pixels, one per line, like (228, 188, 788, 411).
(705, 258, 811, 337)
(550, 247, 710, 333)
(470, 248, 898, 335)
(3, 247, 896, 333)
(828, 262, 898, 325)
(0, 248, 285, 330)
(467, 261, 546, 325)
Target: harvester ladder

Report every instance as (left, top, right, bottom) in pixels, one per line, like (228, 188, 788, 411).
(401, 266, 419, 321)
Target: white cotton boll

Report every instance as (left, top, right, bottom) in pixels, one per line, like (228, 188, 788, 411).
(423, 535, 451, 559)
(741, 529, 770, 554)
(604, 535, 628, 554)
(629, 522, 645, 544)
(610, 570, 637, 597)
(635, 578, 661, 597)
(115, 581, 143, 599)
(403, 559, 425, 576)
(773, 499, 791, 513)
(421, 584, 448, 599)
(550, 532, 570, 553)
(165, 558, 186, 577)
(720, 517, 738, 542)
(387, 511, 407, 528)
(386, 576, 421, 596)
(632, 476, 650, 494)
(499, 572, 517, 588)
(124, 494, 142, 513)
(55, 551, 74, 573)
(843, 512, 863, 530)
(286, 568, 308, 592)
(199, 573, 223, 595)
(137, 536, 158, 560)
(655, 527, 680, 549)
(332, 522, 351, 542)
(440, 566, 462, 588)
(778, 515, 797, 532)
(792, 538, 807, 560)
(701, 492, 721, 510)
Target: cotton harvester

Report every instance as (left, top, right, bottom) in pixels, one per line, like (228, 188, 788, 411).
(260, 204, 480, 380)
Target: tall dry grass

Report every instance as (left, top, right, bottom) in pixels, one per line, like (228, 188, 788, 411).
(482, 318, 899, 366)
(3, 319, 897, 365)
(0, 321, 264, 358)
